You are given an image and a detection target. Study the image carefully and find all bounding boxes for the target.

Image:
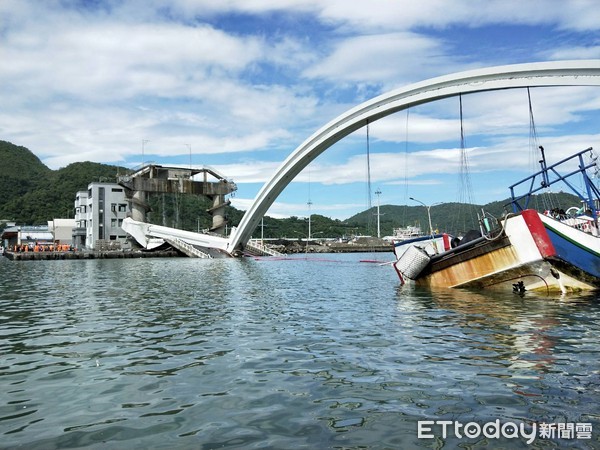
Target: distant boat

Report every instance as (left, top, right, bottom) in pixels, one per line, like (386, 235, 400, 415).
(391, 224, 425, 240)
(393, 146, 600, 294)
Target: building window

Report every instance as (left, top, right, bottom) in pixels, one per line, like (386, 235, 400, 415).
(118, 204, 127, 212)
(111, 188, 123, 192)
(118, 219, 123, 227)
(111, 203, 117, 212)
(111, 219, 117, 228)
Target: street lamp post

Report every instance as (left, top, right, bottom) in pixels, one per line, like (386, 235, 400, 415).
(409, 197, 442, 238)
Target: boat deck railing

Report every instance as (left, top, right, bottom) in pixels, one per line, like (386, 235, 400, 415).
(509, 147, 600, 220)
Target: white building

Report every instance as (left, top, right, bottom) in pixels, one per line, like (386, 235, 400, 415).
(73, 182, 130, 250)
(48, 218, 76, 245)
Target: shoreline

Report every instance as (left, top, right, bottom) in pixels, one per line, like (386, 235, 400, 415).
(3, 244, 393, 261)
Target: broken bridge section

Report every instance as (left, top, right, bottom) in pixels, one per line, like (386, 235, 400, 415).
(117, 165, 237, 235)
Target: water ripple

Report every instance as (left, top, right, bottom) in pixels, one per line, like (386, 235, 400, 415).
(0, 256, 598, 448)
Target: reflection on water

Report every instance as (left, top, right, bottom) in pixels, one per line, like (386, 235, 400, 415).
(0, 255, 599, 449)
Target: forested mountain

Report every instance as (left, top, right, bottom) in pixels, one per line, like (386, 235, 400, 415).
(0, 140, 129, 224)
(345, 191, 581, 237)
(0, 141, 51, 214)
(0, 140, 583, 238)
(0, 140, 239, 229)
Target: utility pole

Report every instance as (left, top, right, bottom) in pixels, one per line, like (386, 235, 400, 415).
(374, 189, 383, 238)
(307, 199, 312, 241)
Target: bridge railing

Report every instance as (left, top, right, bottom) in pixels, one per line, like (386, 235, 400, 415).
(246, 240, 285, 257)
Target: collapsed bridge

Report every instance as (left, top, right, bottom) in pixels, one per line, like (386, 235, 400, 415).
(121, 60, 600, 258)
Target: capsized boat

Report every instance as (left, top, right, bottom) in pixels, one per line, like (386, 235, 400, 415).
(393, 146, 600, 294)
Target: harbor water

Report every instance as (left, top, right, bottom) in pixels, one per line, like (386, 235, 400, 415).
(1, 253, 599, 449)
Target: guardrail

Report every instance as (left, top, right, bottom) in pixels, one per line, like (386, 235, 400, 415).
(246, 240, 284, 257)
(165, 237, 212, 258)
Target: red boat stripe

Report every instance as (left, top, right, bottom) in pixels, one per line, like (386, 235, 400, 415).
(521, 209, 556, 258)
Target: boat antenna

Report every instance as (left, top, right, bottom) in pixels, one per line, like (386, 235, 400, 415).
(528, 87, 556, 212)
(455, 94, 477, 233)
(528, 87, 540, 172)
(539, 145, 550, 188)
(403, 108, 410, 226)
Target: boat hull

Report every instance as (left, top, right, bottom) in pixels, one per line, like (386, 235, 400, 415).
(394, 210, 600, 293)
(539, 213, 600, 281)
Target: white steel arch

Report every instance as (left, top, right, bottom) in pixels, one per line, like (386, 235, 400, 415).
(228, 60, 600, 254)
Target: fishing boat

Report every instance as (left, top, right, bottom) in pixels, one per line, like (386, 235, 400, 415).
(393, 146, 600, 294)
(391, 224, 425, 241)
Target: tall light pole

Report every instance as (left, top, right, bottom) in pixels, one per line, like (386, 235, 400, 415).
(374, 189, 383, 238)
(409, 197, 441, 237)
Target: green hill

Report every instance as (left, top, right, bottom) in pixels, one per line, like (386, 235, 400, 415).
(0, 140, 129, 224)
(345, 192, 582, 237)
(0, 141, 51, 210)
(0, 140, 584, 238)
(0, 140, 237, 230)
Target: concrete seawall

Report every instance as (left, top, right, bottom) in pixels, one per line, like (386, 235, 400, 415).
(4, 249, 180, 261)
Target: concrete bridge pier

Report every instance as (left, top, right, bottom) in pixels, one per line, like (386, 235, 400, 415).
(129, 190, 151, 222)
(207, 194, 229, 235)
(118, 165, 237, 236)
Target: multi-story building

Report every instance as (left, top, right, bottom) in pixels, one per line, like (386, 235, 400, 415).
(73, 182, 130, 250)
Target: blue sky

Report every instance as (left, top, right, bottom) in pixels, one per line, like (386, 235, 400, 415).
(2, 0, 600, 220)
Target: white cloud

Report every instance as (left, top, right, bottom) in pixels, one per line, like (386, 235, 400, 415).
(212, 161, 283, 184)
(544, 46, 600, 60)
(1, 0, 600, 220)
(2, 21, 263, 102)
(315, 0, 600, 32)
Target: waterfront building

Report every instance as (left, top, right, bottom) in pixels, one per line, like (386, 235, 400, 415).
(1, 224, 54, 249)
(48, 219, 75, 246)
(73, 182, 130, 250)
(1, 220, 75, 251)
